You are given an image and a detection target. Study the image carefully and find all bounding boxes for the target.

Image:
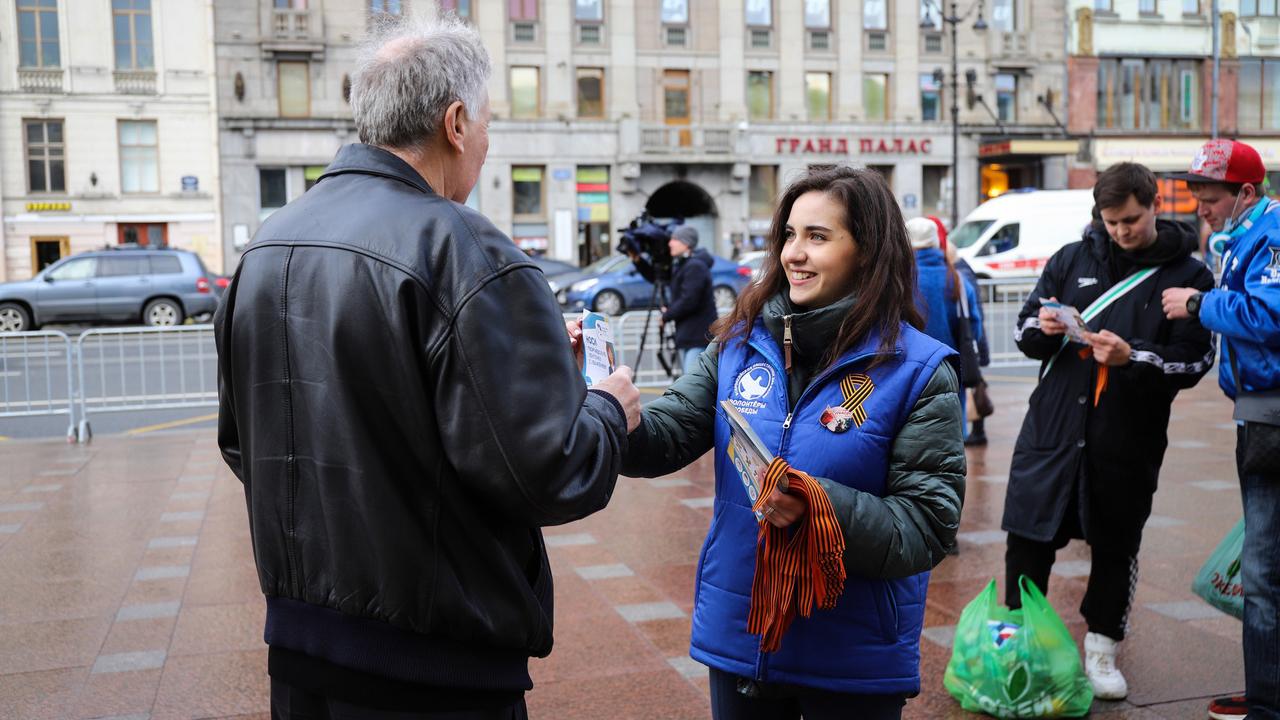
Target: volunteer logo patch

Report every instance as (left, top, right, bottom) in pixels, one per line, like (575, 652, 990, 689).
(735, 363, 775, 401)
(1077, 277, 1098, 288)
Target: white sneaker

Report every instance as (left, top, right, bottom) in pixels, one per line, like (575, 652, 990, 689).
(1084, 632, 1129, 700)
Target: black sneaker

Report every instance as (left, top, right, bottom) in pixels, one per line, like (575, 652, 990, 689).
(964, 431, 988, 447)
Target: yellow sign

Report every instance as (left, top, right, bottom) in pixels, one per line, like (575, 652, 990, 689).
(26, 201, 70, 212)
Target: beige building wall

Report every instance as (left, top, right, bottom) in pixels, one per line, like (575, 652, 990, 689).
(0, 0, 221, 281)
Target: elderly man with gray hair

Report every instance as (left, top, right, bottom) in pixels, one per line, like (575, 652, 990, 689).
(214, 13, 640, 719)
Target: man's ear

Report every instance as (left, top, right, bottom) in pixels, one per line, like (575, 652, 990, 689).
(443, 100, 467, 155)
(1151, 192, 1163, 215)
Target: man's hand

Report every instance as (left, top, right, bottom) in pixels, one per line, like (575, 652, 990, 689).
(565, 319, 584, 371)
(1037, 297, 1067, 336)
(1162, 287, 1199, 320)
(593, 366, 641, 432)
(1082, 330, 1132, 366)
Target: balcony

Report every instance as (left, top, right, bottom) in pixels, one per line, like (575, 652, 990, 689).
(272, 9, 311, 40)
(993, 30, 1032, 59)
(639, 124, 734, 154)
(114, 70, 156, 94)
(18, 68, 64, 93)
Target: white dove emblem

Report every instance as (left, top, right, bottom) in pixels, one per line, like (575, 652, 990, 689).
(737, 371, 769, 400)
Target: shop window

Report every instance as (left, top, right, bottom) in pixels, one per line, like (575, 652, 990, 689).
(513, 166, 544, 218)
(1097, 57, 1201, 131)
(923, 165, 949, 217)
(118, 222, 167, 247)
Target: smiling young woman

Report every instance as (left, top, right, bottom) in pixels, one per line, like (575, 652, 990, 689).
(617, 166, 966, 720)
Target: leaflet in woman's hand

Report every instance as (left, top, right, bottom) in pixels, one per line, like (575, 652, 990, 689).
(1039, 298, 1089, 344)
(721, 401, 783, 518)
(580, 310, 617, 386)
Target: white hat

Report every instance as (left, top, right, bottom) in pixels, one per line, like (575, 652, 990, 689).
(905, 216, 939, 250)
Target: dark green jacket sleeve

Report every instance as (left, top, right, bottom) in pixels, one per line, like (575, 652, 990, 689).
(816, 362, 966, 579)
(621, 343, 719, 477)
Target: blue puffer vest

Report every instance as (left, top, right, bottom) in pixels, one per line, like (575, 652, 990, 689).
(694, 319, 953, 695)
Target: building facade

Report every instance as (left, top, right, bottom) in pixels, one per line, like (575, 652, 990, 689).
(217, 0, 1070, 268)
(0, 0, 221, 282)
(1068, 0, 1280, 223)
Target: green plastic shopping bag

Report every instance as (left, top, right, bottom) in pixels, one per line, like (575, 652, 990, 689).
(943, 576, 1093, 718)
(1191, 518, 1245, 620)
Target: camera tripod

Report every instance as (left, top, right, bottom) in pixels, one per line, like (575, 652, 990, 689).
(635, 278, 677, 379)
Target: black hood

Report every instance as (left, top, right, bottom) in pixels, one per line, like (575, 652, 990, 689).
(689, 247, 715, 268)
(1086, 218, 1198, 278)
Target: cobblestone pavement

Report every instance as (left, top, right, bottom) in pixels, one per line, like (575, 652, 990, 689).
(0, 373, 1246, 719)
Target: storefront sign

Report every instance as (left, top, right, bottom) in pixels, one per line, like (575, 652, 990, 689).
(979, 139, 1081, 158)
(775, 137, 934, 155)
(26, 201, 70, 212)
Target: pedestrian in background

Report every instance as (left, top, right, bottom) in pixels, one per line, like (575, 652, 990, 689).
(907, 216, 983, 432)
(1162, 139, 1280, 720)
(1005, 162, 1213, 701)
(612, 167, 964, 719)
(931, 215, 995, 446)
(215, 14, 639, 719)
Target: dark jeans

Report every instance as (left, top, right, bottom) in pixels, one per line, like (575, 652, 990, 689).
(1239, 425, 1280, 719)
(708, 668, 905, 720)
(1005, 509, 1138, 642)
(270, 678, 528, 720)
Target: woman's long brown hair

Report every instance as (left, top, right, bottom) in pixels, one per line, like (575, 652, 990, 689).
(712, 166, 924, 369)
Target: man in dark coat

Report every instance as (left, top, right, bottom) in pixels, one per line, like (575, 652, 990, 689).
(660, 225, 718, 375)
(1003, 162, 1215, 700)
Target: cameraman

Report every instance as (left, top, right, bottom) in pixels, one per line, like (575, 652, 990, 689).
(630, 226, 718, 374)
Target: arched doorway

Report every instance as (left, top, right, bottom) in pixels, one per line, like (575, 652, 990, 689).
(645, 180, 718, 258)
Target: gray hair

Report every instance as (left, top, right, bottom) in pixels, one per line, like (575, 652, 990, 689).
(350, 12, 490, 149)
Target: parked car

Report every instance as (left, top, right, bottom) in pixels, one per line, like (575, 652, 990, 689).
(951, 189, 1095, 279)
(532, 256, 580, 296)
(738, 250, 769, 281)
(0, 246, 219, 333)
(557, 253, 752, 316)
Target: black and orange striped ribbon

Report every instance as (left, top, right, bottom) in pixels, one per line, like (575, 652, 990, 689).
(838, 373, 874, 427)
(747, 457, 847, 653)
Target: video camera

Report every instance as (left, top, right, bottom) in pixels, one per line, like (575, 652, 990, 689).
(616, 213, 681, 284)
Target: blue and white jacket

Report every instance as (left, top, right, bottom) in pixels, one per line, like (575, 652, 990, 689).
(1200, 198, 1280, 397)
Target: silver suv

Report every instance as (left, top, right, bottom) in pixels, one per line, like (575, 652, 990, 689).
(0, 247, 219, 332)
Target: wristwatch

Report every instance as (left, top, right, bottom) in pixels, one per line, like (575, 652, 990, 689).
(1186, 291, 1205, 317)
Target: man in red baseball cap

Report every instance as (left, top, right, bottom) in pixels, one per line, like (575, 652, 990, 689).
(1163, 138, 1280, 720)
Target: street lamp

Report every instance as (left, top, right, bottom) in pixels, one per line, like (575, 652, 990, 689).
(921, 0, 988, 230)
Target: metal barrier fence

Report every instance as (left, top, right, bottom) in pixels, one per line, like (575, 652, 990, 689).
(572, 278, 1042, 383)
(0, 330, 77, 442)
(75, 325, 218, 442)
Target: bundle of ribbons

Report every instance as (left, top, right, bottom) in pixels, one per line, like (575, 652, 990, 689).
(747, 456, 847, 653)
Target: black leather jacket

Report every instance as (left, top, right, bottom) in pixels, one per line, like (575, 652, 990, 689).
(215, 144, 627, 689)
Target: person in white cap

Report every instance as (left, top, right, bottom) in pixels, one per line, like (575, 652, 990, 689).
(1162, 139, 1280, 720)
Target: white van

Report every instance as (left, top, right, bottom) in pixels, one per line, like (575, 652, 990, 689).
(951, 189, 1095, 278)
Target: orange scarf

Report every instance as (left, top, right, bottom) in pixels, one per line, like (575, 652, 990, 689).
(747, 457, 847, 653)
